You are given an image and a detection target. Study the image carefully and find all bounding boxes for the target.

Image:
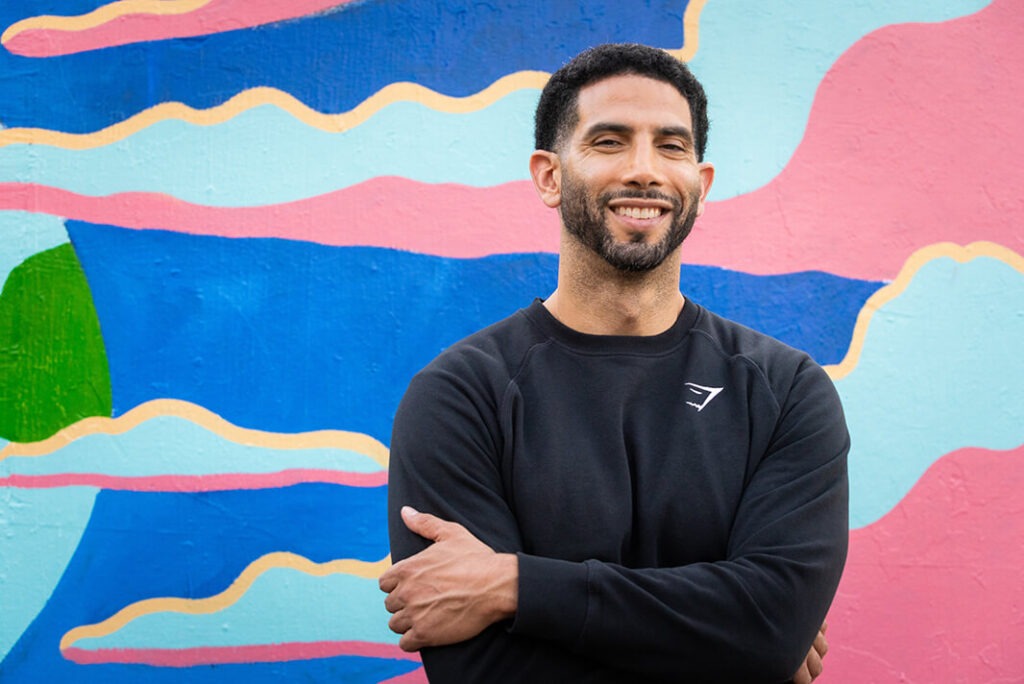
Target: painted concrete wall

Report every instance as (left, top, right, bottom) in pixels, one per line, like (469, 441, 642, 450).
(0, 1, 1021, 681)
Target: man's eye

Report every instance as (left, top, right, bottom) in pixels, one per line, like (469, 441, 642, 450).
(594, 139, 621, 147)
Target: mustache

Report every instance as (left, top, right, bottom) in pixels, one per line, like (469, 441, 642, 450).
(599, 189, 682, 209)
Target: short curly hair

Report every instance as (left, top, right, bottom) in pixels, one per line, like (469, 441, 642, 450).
(534, 43, 709, 161)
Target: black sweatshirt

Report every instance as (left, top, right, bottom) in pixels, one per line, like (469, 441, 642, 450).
(389, 299, 849, 683)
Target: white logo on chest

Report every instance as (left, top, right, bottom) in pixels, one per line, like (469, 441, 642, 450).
(684, 383, 724, 412)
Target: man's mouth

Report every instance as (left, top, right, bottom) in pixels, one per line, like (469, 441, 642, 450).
(613, 206, 665, 220)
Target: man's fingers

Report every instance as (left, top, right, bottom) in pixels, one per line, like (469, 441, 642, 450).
(813, 624, 829, 658)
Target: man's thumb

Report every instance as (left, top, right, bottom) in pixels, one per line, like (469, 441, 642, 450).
(401, 506, 445, 541)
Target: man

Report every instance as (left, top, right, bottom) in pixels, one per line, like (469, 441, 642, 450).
(380, 43, 848, 683)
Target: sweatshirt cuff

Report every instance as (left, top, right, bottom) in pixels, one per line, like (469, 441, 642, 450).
(509, 553, 590, 648)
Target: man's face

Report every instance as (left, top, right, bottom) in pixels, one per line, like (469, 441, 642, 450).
(555, 74, 713, 272)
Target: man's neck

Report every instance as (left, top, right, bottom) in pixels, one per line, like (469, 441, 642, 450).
(544, 237, 685, 336)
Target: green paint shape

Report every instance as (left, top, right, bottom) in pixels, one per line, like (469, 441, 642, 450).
(0, 243, 111, 442)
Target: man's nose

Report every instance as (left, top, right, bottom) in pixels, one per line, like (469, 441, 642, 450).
(622, 143, 663, 187)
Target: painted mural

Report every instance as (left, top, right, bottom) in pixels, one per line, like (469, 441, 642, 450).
(0, 0, 1021, 681)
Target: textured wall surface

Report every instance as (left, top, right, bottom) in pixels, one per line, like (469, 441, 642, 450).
(1, 1, 1021, 682)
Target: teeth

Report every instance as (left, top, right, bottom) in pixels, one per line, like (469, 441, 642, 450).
(615, 206, 663, 219)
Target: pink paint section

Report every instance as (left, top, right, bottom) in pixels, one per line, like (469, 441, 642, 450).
(62, 640, 421, 666)
(0, 180, 562, 258)
(827, 446, 1024, 682)
(4, 0, 355, 57)
(0, 469, 387, 491)
(686, 0, 1024, 279)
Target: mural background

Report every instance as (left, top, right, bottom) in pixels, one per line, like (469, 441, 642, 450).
(1, 0, 1021, 681)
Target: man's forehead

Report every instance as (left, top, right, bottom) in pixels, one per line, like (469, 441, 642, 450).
(573, 73, 693, 130)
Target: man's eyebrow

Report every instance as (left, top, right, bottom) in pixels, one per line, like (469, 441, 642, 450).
(582, 122, 633, 138)
(657, 126, 694, 143)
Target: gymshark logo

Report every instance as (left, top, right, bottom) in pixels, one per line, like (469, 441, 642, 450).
(684, 383, 724, 412)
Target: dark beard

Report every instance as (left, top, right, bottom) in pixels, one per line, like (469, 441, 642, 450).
(559, 174, 700, 273)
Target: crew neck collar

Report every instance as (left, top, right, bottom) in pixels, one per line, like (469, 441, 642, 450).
(522, 297, 700, 354)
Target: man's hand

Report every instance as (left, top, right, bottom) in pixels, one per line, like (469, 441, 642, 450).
(792, 622, 829, 684)
(379, 506, 518, 652)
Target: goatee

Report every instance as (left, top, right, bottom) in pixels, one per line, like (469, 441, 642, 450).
(559, 175, 701, 273)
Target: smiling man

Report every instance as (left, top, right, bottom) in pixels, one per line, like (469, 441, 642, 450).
(380, 44, 848, 683)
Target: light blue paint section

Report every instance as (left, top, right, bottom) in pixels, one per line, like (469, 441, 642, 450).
(74, 567, 398, 650)
(838, 256, 1024, 529)
(0, 486, 98, 659)
(0, 92, 538, 207)
(691, 0, 990, 200)
(0, 212, 69, 288)
(0, 416, 384, 477)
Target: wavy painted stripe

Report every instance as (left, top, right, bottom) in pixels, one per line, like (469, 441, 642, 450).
(826, 241, 1024, 381)
(62, 641, 419, 666)
(0, 0, 694, 133)
(688, 0, 1022, 275)
(60, 551, 390, 650)
(3, 1, 355, 58)
(0, 89, 540, 204)
(830, 249, 1024, 527)
(0, 470, 387, 491)
(0, 398, 388, 465)
(4, 0, 213, 39)
(828, 446, 1024, 682)
(689, 0, 988, 199)
(0, 75, 546, 150)
(0, 179, 560, 257)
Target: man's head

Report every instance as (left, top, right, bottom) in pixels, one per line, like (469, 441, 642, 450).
(529, 46, 714, 274)
(534, 43, 709, 162)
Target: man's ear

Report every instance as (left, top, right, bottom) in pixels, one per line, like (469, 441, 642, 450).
(694, 162, 715, 217)
(529, 150, 562, 208)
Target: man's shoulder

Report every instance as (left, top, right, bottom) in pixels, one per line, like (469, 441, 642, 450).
(420, 301, 548, 385)
(689, 304, 828, 392)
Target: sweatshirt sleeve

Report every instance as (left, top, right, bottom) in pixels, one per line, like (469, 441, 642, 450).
(510, 359, 850, 682)
(389, 355, 639, 681)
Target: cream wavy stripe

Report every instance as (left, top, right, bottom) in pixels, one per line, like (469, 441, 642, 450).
(826, 241, 1024, 381)
(0, 398, 389, 467)
(0, 75, 549, 150)
(59, 551, 391, 650)
(0, 0, 705, 150)
(1, 0, 212, 44)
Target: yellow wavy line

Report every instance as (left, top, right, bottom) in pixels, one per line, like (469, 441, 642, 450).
(60, 551, 391, 650)
(0, 398, 389, 467)
(0, 73, 550, 150)
(826, 241, 1024, 381)
(0, 2, 706, 150)
(2, 0, 212, 44)
(666, 0, 706, 62)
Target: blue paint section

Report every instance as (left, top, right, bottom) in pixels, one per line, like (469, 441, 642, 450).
(836, 255, 1024, 528)
(691, 0, 990, 199)
(0, 487, 98, 661)
(0, 484, 402, 681)
(0, 0, 687, 133)
(0, 93, 539, 203)
(68, 221, 882, 441)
